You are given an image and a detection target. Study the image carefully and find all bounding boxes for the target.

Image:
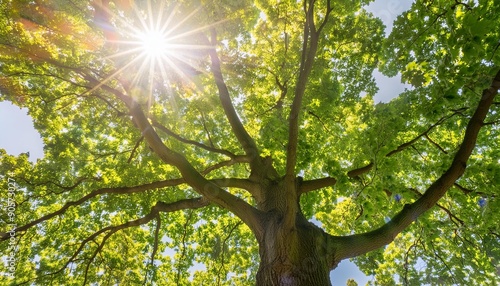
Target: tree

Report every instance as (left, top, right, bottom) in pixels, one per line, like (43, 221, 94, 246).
(1, 0, 499, 285)
(346, 279, 358, 286)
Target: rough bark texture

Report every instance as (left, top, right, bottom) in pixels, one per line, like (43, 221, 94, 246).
(253, 175, 337, 286)
(256, 211, 333, 286)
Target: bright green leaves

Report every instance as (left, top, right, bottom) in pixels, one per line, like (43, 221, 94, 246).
(381, 0, 500, 101)
(322, 9, 383, 100)
(192, 215, 258, 285)
(1, 0, 499, 285)
(402, 61, 435, 87)
(0, 0, 100, 68)
(316, 196, 359, 235)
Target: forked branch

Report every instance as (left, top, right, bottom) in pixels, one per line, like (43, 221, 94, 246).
(286, 0, 333, 177)
(90, 77, 265, 237)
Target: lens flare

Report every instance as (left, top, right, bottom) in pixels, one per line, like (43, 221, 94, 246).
(138, 28, 170, 59)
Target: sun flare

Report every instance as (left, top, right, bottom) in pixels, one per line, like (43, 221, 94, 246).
(138, 28, 170, 60)
(94, 0, 212, 108)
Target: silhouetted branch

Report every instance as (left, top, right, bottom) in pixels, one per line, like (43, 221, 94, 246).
(386, 108, 467, 157)
(150, 118, 236, 158)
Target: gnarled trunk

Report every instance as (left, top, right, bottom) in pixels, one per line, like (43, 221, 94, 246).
(255, 208, 335, 285)
(250, 166, 338, 286)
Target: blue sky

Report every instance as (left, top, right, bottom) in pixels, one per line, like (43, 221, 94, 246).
(0, 102, 44, 161)
(0, 0, 413, 284)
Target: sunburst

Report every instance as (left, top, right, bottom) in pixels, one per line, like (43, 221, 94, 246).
(93, 0, 212, 110)
(138, 28, 170, 60)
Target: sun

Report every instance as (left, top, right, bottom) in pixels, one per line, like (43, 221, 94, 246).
(137, 28, 171, 60)
(94, 0, 211, 107)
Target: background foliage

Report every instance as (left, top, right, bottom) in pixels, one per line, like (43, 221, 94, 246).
(1, 0, 499, 285)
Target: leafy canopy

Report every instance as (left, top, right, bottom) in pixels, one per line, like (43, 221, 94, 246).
(1, 0, 499, 285)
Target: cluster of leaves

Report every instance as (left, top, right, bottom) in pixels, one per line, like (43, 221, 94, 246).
(0, 0, 499, 285)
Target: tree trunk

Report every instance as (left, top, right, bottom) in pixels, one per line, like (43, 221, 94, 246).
(255, 213, 333, 286)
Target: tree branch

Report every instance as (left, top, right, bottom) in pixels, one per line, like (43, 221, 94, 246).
(91, 77, 265, 238)
(299, 177, 337, 194)
(143, 215, 161, 286)
(454, 182, 474, 194)
(0, 175, 263, 244)
(200, 155, 250, 175)
(347, 162, 374, 179)
(332, 69, 500, 262)
(0, 179, 185, 241)
(298, 161, 374, 195)
(127, 135, 144, 163)
(150, 118, 237, 158)
(46, 198, 208, 282)
(386, 107, 467, 157)
(198, 108, 215, 147)
(424, 133, 448, 154)
(408, 188, 464, 227)
(286, 0, 322, 177)
(208, 31, 260, 164)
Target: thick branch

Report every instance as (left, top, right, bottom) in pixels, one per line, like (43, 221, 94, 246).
(453, 182, 491, 197)
(333, 69, 500, 261)
(286, 0, 321, 177)
(0, 177, 258, 243)
(208, 31, 260, 163)
(347, 162, 374, 178)
(299, 177, 337, 194)
(298, 162, 372, 195)
(156, 197, 210, 212)
(98, 80, 264, 238)
(277, 0, 332, 233)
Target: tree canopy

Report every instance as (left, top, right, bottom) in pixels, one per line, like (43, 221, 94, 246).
(1, 0, 499, 285)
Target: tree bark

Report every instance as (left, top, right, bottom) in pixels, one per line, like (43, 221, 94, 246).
(254, 176, 335, 286)
(256, 214, 333, 286)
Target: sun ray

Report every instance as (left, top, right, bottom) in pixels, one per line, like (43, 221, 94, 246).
(91, 0, 226, 110)
(83, 54, 146, 96)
